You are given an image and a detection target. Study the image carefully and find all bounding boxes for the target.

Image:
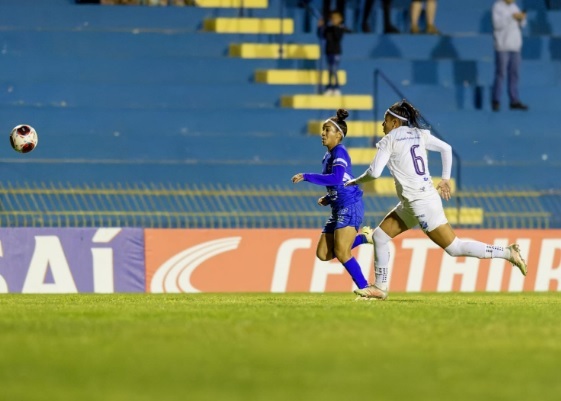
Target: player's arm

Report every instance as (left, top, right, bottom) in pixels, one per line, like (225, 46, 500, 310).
(425, 134, 453, 200)
(345, 147, 391, 186)
(298, 164, 345, 186)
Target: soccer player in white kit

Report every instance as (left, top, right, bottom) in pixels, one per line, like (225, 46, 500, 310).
(345, 100, 527, 300)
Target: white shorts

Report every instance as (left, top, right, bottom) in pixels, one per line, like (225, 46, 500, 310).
(389, 192, 448, 233)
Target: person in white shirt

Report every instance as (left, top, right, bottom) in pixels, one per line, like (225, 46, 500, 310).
(345, 100, 528, 300)
(491, 0, 528, 111)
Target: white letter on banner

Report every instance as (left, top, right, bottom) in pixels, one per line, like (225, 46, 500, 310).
(0, 240, 7, 293)
(91, 228, 122, 293)
(535, 239, 561, 291)
(22, 236, 78, 293)
(508, 239, 530, 292)
(437, 244, 479, 292)
(402, 239, 439, 292)
(271, 239, 312, 292)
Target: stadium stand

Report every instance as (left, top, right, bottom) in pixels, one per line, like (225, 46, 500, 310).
(0, 0, 559, 228)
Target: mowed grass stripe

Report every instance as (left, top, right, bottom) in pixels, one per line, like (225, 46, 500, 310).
(0, 293, 560, 401)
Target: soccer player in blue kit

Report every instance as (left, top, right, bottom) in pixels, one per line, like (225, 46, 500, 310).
(292, 109, 372, 291)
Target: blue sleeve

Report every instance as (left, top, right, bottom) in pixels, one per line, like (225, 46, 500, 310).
(303, 164, 345, 186)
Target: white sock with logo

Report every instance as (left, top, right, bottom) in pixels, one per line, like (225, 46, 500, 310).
(373, 228, 392, 291)
(444, 237, 511, 260)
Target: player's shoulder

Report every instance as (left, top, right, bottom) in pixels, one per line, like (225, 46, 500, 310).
(331, 144, 349, 156)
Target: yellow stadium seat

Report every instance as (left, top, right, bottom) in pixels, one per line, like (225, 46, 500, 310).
(229, 44, 319, 59)
(307, 120, 384, 137)
(348, 148, 377, 165)
(254, 69, 346, 85)
(191, 0, 267, 8)
(280, 95, 373, 110)
(444, 208, 484, 225)
(203, 18, 293, 34)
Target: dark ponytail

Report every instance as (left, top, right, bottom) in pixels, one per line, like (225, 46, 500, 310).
(387, 100, 429, 129)
(327, 108, 349, 136)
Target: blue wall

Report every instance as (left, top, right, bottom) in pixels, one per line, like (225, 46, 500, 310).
(0, 0, 560, 191)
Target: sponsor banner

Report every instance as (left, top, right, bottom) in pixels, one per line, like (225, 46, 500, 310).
(145, 229, 561, 293)
(0, 228, 145, 293)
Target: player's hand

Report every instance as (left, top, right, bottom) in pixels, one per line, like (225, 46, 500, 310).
(292, 173, 304, 183)
(437, 179, 452, 201)
(317, 196, 329, 206)
(344, 179, 357, 187)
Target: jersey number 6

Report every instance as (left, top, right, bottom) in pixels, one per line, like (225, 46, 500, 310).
(410, 145, 426, 175)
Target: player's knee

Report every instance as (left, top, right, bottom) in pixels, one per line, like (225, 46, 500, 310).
(373, 227, 391, 245)
(333, 248, 351, 262)
(316, 249, 332, 261)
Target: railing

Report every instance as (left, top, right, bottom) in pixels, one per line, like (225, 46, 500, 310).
(0, 182, 553, 228)
(373, 68, 465, 225)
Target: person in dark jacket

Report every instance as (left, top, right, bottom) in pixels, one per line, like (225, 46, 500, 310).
(318, 10, 352, 96)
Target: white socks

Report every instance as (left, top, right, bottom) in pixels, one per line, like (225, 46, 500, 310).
(373, 228, 392, 291)
(444, 237, 511, 260)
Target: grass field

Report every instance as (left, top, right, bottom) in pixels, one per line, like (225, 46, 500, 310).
(1, 293, 560, 401)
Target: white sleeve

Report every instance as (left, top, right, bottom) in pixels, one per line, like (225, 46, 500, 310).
(354, 147, 391, 184)
(425, 134, 452, 180)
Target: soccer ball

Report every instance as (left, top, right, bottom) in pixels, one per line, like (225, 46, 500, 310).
(10, 124, 38, 153)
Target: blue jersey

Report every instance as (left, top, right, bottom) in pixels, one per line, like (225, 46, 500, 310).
(303, 144, 363, 209)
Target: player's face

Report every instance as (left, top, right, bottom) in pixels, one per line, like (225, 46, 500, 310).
(321, 122, 342, 149)
(382, 113, 399, 135)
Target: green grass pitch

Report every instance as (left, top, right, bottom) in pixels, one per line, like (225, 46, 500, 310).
(1, 293, 560, 401)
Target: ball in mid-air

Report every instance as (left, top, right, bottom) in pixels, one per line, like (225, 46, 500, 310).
(10, 124, 38, 153)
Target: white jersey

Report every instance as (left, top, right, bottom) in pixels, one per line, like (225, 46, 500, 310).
(366, 126, 452, 202)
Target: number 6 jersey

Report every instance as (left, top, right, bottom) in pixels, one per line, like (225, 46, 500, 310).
(373, 126, 452, 202)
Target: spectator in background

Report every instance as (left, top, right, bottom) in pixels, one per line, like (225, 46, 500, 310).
(491, 0, 528, 111)
(361, 0, 399, 33)
(410, 0, 440, 34)
(318, 10, 351, 96)
(322, 0, 346, 28)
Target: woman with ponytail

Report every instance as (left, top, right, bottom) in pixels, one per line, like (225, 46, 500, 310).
(292, 109, 372, 293)
(347, 100, 527, 300)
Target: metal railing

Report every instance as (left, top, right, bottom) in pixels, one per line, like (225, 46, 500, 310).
(0, 182, 553, 228)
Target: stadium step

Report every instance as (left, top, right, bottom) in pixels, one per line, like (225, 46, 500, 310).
(281, 95, 373, 110)
(203, 18, 293, 34)
(307, 120, 383, 137)
(254, 69, 346, 85)
(444, 207, 484, 225)
(229, 43, 319, 59)
(189, 0, 268, 8)
(348, 147, 377, 164)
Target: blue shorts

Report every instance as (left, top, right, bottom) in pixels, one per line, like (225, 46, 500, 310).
(322, 200, 364, 234)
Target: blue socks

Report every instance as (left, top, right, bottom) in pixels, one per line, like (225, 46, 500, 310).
(342, 257, 368, 289)
(352, 233, 368, 249)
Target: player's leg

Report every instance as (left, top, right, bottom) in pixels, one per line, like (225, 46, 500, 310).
(316, 232, 335, 261)
(426, 223, 527, 276)
(334, 226, 369, 289)
(355, 203, 414, 300)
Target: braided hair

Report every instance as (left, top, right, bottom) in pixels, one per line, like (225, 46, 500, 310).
(386, 100, 430, 129)
(325, 108, 349, 137)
